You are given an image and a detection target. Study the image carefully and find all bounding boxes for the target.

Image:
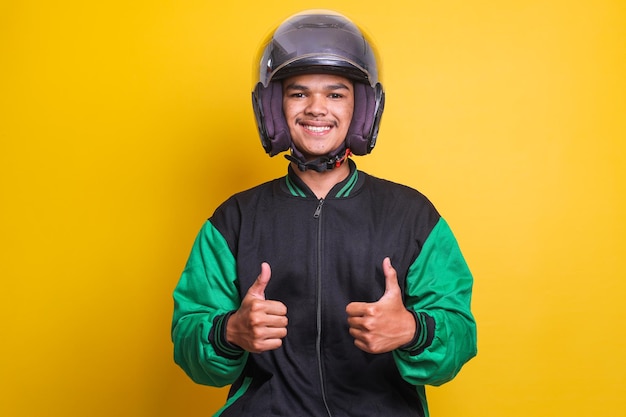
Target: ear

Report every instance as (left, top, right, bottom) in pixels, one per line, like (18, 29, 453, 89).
(253, 82, 292, 156)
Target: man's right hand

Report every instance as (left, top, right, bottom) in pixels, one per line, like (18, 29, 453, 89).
(226, 263, 288, 353)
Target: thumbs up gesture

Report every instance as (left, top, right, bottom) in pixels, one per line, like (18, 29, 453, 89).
(226, 263, 288, 353)
(346, 258, 417, 354)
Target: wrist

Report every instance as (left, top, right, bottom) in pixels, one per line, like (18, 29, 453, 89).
(398, 309, 419, 350)
(209, 311, 245, 358)
(398, 310, 436, 355)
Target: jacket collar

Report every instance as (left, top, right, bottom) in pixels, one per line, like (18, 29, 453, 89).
(283, 159, 362, 198)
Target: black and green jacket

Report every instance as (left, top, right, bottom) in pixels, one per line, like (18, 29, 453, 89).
(172, 160, 477, 417)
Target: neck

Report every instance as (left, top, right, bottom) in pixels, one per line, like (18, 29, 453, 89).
(291, 160, 351, 199)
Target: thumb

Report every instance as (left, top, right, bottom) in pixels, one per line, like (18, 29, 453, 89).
(381, 257, 400, 298)
(247, 262, 272, 300)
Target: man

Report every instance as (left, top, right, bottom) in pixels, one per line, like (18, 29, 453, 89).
(172, 10, 477, 417)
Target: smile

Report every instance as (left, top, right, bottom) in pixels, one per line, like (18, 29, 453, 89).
(302, 124, 332, 133)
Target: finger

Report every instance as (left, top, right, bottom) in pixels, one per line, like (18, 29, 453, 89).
(247, 262, 272, 300)
(346, 315, 367, 333)
(263, 300, 289, 318)
(262, 325, 288, 339)
(346, 301, 369, 317)
(250, 337, 285, 353)
(381, 257, 400, 298)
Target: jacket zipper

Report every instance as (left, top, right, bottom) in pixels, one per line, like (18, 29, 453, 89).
(313, 198, 332, 417)
(313, 198, 324, 219)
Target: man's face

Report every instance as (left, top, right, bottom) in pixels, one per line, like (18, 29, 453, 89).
(282, 73, 354, 161)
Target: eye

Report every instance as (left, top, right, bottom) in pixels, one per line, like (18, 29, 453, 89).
(328, 93, 343, 99)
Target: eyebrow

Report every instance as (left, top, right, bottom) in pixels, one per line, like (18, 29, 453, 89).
(283, 82, 352, 91)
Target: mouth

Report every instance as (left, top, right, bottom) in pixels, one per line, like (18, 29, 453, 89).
(298, 120, 336, 135)
(303, 125, 331, 133)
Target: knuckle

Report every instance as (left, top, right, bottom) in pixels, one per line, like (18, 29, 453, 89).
(249, 300, 264, 312)
(248, 316, 263, 327)
(361, 319, 376, 332)
(250, 325, 264, 338)
(365, 305, 379, 317)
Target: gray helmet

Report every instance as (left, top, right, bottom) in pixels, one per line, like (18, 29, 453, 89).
(252, 10, 385, 159)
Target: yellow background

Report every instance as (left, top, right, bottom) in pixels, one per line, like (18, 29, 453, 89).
(1, 0, 625, 416)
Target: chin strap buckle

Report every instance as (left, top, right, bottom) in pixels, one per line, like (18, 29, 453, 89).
(285, 148, 352, 172)
(334, 148, 352, 168)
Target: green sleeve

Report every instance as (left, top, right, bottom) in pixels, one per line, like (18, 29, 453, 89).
(171, 221, 247, 387)
(393, 217, 477, 386)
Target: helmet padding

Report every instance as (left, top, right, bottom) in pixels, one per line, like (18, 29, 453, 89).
(256, 82, 290, 156)
(346, 82, 384, 155)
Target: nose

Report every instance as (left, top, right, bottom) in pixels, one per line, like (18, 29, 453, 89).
(304, 94, 327, 117)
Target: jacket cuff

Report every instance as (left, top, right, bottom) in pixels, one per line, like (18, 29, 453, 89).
(208, 311, 245, 359)
(399, 310, 435, 356)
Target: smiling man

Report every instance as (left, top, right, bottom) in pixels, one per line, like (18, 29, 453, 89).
(282, 74, 354, 165)
(172, 10, 477, 417)
(280, 73, 355, 198)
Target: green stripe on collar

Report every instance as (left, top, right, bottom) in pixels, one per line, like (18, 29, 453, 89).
(285, 174, 307, 197)
(334, 170, 359, 198)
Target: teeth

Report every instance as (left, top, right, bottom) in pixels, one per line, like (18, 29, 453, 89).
(304, 125, 330, 133)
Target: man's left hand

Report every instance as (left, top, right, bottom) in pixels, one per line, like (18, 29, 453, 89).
(346, 257, 416, 354)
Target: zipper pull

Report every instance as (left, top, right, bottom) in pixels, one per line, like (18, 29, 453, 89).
(313, 198, 324, 218)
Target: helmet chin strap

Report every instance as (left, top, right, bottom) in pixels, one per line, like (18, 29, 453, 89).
(284, 145, 352, 172)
